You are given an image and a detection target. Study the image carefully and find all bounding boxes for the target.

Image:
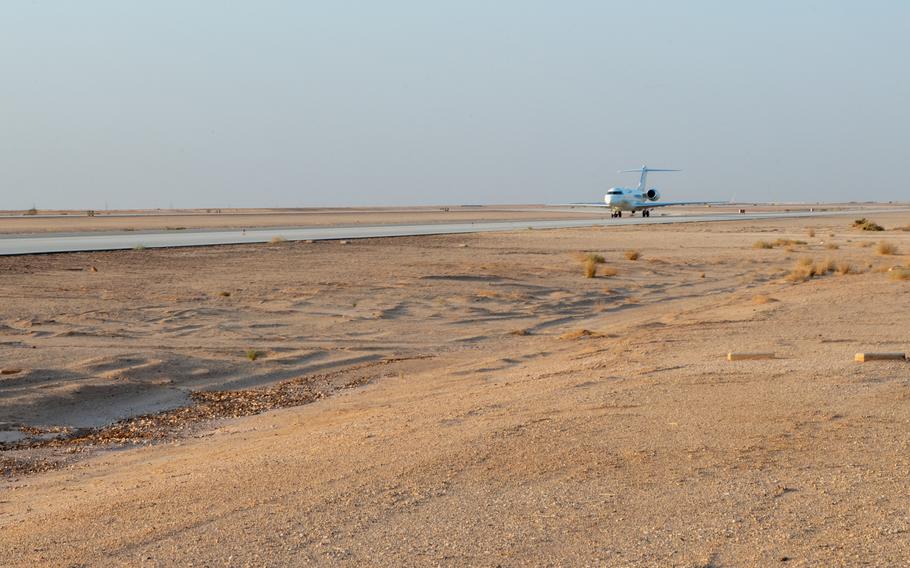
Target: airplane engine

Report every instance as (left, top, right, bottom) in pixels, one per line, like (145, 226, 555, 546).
(645, 188, 661, 201)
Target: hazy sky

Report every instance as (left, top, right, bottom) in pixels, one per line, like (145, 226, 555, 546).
(2, 1, 908, 209)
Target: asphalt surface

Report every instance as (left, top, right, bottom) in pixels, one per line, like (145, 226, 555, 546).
(0, 208, 898, 256)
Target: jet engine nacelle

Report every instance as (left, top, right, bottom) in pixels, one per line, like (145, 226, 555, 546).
(645, 188, 661, 201)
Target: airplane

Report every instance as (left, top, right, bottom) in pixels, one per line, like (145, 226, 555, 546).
(566, 166, 720, 218)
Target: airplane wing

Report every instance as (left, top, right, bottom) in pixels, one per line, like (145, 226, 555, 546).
(643, 201, 726, 208)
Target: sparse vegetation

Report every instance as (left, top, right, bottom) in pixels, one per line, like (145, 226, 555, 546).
(753, 240, 774, 249)
(270, 236, 286, 244)
(510, 329, 531, 336)
(752, 294, 778, 305)
(246, 349, 260, 361)
(853, 218, 884, 231)
(890, 268, 910, 281)
(825, 243, 839, 250)
(624, 250, 641, 261)
(835, 262, 856, 275)
(774, 238, 807, 247)
(815, 258, 836, 275)
(560, 329, 604, 340)
(807, 228, 816, 237)
(132, 244, 146, 251)
(895, 225, 910, 232)
(582, 253, 606, 278)
(217, 291, 231, 297)
(876, 241, 898, 255)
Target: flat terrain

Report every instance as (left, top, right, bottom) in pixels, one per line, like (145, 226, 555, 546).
(2, 211, 910, 566)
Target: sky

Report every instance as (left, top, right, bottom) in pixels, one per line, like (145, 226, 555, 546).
(1, 1, 909, 209)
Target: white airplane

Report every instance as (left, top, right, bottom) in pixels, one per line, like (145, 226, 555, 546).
(568, 166, 719, 218)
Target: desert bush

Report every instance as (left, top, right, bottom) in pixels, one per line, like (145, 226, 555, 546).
(835, 262, 855, 275)
(753, 240, 774, 249)
(815, 258, 836, 275)
(826, 242, 839, 250)
(891, 268, 910, 281)
(246, 349, 260, 361)
(752, 294, 778, 304)
(217, 291, 231, 297)
(582, 253, 606, 278)
(624, 250, 641, 261)
(807, 228, 816, 237)
(774, 238, 807, 247)
(876, 241, 899, 255)
(132, 244, 146, 251)
(853, 218, 884, 231)
(798, 257, 814, 267)
(270, 236, 286, 244)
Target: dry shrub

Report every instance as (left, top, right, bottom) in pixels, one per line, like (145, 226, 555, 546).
(217, 291, 231, 297)
(699, 272, 706, 278)
(853, 218, 884, 231)
(270, 236, 286, 244)
(891, 268, 910, 281)
(475, 289, 500, 299)
(785, 266, 814, 283)
(835, 262, 856, 275)
(509, 329, 531, 336)
(797, 257, 814, 267)
(560, 329, 603, 340)
(826, 243, 839, 250)
(752, 294, 778, 304)
(895, 225, 910, 232)
(807, 228, 816, 237)
(876, 241, 899, 255)
(581, 253, 606, 278)
(784, 245, 796, 253)
(816, 258, 836, 275)
(624, 250, 641, 261)
(246, 349, 260, 361)
(753, 240, 774, 249)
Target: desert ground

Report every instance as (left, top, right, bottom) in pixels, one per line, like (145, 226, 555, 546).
(2, 210, 909, 566)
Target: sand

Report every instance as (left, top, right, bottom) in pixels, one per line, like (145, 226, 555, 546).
(1, 210, 909, 565)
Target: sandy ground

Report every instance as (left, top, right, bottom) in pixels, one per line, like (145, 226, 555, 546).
(0, 203, 887, 235)
(1, 211, 910, 566)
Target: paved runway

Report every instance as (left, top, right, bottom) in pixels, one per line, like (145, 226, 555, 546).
(0, 208, 898, 256)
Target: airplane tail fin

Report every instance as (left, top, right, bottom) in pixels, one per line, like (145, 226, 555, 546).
(619, 166, 680, 191)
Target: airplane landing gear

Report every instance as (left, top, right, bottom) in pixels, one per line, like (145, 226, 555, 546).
(643, 210, 651, 218)
(611, 211, 622, 218)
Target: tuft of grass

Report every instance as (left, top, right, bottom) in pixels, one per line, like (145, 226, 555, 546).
(699, 272, 706, 278)
(853, 218, 884, 231)
(509, 328, 531, 336)
(815, 258, 836, 275)
(807, 228, 816, 238)
(270, 235, 286, 244)
(890, 268, 910, 281)
(835, 262, 856, 275)
(753, 240, 774, 249)
(246, 349, 260, 361)
(582, 253, 606, 278)
(624, 250, 641, 261)
(752, 294, 778, 305)
(560, 329, 604, 340)
(132, 244, 146, 251)
(785, 266, 814, 283)
(876, 241, 899, 255)
(797, 256, 814, 267)
(825, 242, 839, 250)
(217, 291, 231, 297)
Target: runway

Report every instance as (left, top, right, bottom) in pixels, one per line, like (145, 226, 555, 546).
(0, 208, 898, 256)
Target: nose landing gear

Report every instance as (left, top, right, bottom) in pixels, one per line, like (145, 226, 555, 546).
(611, 210, 623, 218)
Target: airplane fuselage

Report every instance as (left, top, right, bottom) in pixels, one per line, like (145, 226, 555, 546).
(604, 187, 657, 212)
